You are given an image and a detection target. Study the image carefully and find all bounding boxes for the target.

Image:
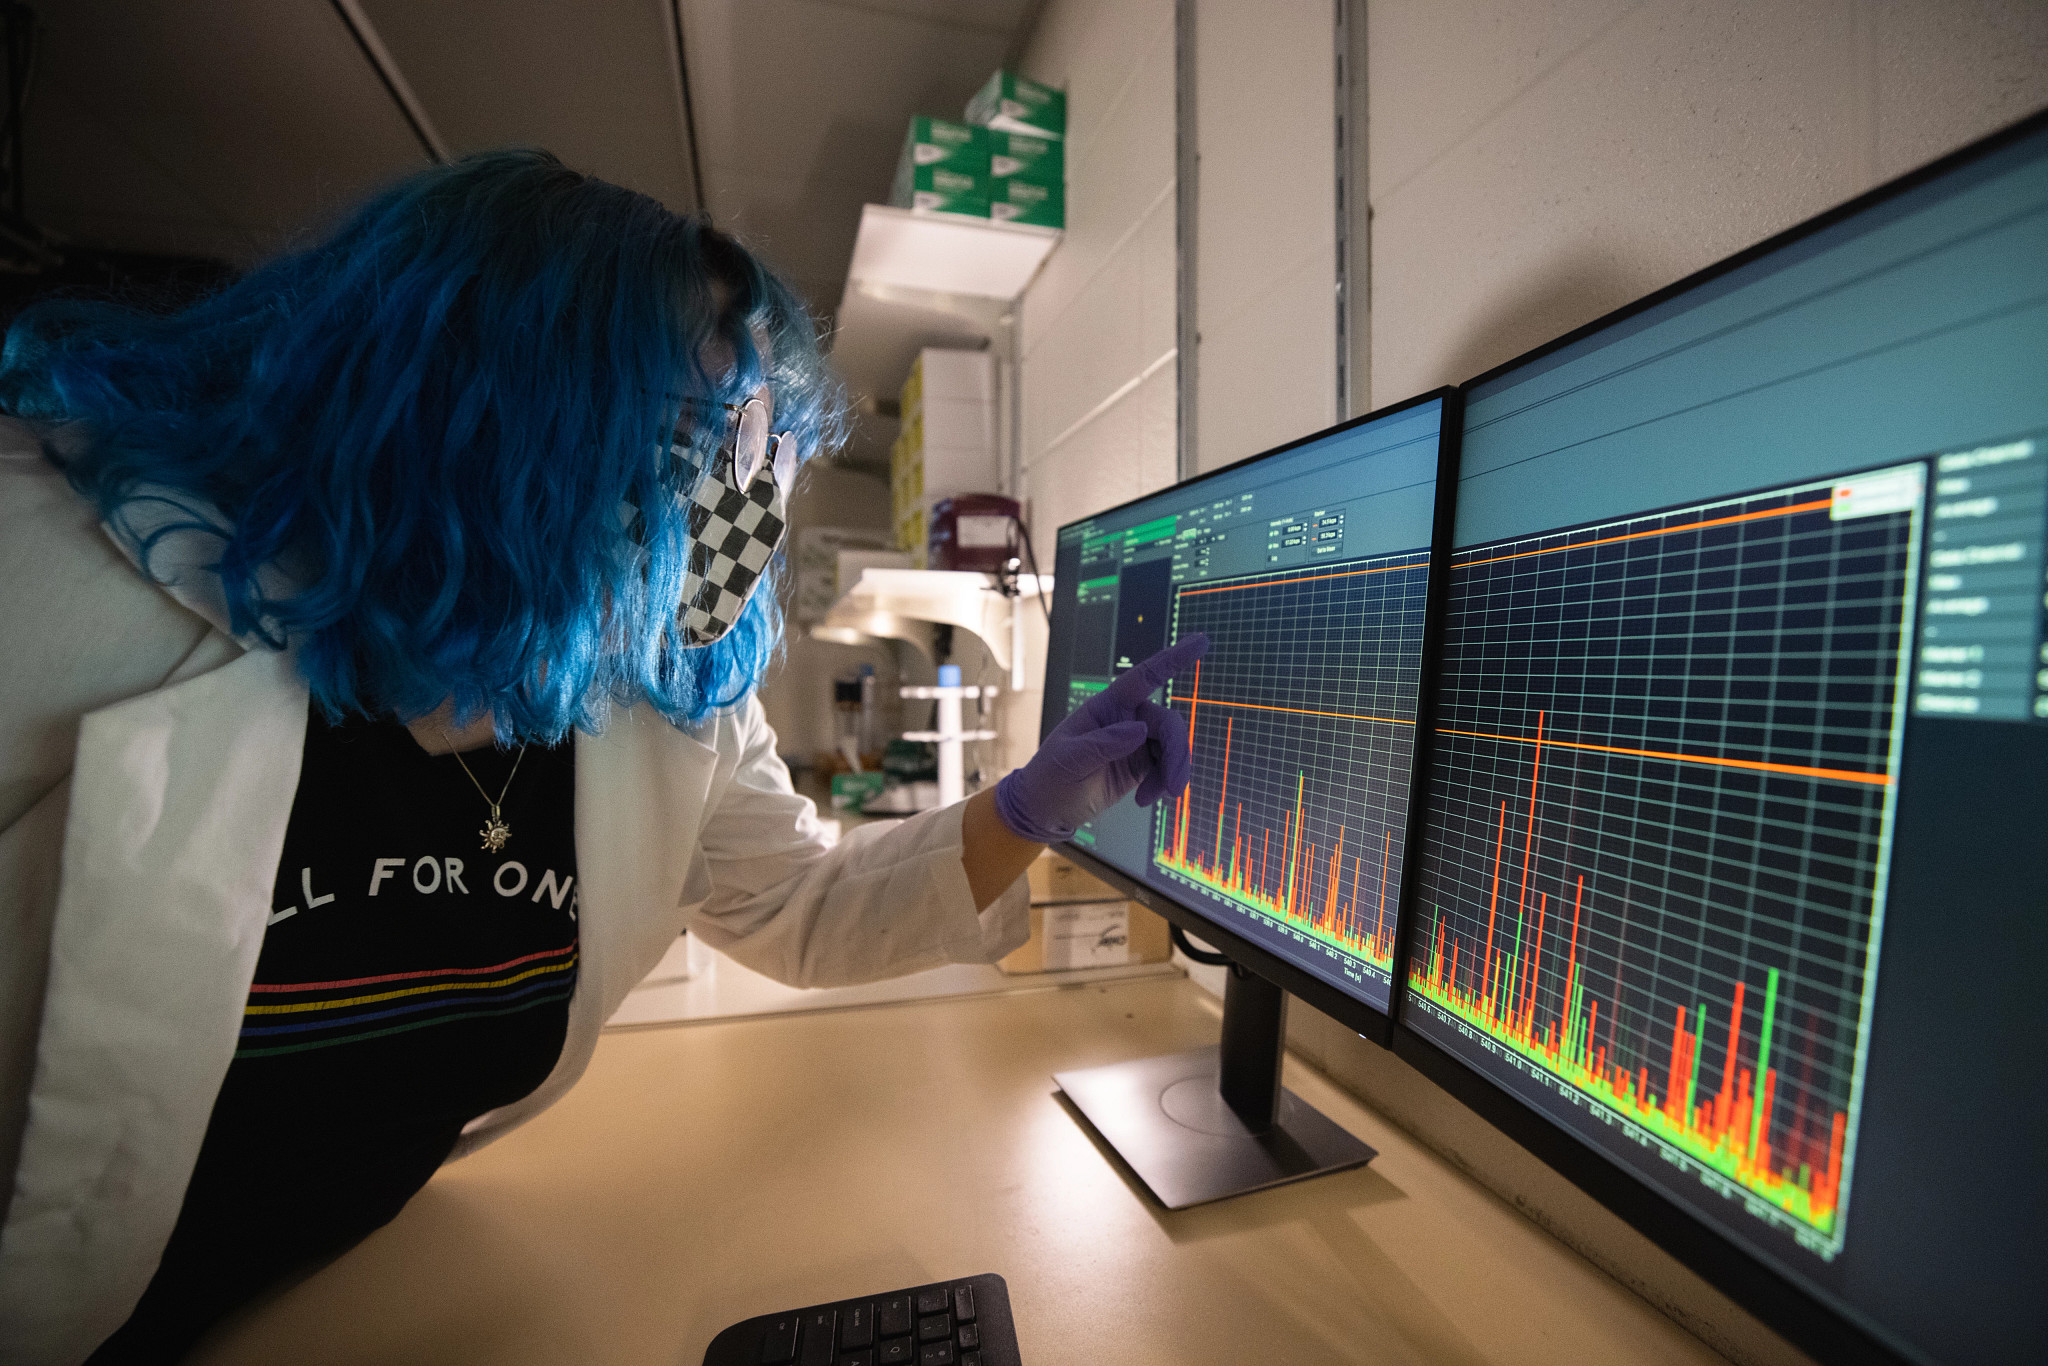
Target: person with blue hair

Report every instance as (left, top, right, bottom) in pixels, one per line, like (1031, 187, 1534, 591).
(0, 150, 1203, 1363)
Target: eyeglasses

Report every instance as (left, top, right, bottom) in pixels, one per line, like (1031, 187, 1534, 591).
(675, 397, 797, 492)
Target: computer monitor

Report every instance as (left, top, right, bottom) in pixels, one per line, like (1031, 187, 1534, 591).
(1041, 390, 1456, 1207)
(1396, 111, 2048, 1366)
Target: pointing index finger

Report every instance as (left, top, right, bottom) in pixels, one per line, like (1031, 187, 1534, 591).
(1104, 633, 1210, 706)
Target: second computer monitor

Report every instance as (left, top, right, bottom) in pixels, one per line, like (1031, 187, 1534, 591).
(1042, 391, 1454, 1023)
(1402, 112, 2048, 1365)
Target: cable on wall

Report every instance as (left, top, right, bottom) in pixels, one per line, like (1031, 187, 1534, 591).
(1174, 0, 1198, 480)
(1336, 0, 1369, 418)
(328, 0, 447, 164)
(667, 0, 709, 218)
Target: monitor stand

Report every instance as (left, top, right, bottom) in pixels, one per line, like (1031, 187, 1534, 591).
(1054, 960, 1376, 1209)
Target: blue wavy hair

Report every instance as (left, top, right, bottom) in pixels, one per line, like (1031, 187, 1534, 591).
(0, 149, 845, 741)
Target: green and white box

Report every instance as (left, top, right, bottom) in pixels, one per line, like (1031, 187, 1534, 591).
(894, 165, 990, 218)
(966, 70, 1066, 140)
(991, 178, 1063, 228)
(896, 117, 988, 174)
(987, 131, 1062, 185)
(891, 117, 992, 217)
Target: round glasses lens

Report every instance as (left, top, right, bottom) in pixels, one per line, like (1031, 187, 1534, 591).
(733, 399, 771, 488)
(771, 432, 797, 491)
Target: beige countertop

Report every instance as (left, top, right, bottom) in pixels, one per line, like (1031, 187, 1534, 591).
(190, 976, 1729, 1365)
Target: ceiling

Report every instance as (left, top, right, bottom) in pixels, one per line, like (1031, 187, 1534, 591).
(21, 0, 1037, 360)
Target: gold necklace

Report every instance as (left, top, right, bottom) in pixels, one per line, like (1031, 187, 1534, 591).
(442, 732, 530, 852)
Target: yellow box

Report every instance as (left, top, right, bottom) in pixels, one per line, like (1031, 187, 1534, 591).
(998, 900, 1171, 974)
(899, 354, 922, 418)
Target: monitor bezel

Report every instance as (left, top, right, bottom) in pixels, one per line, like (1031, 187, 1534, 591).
(1042, 385, 1463, 1048)
(1392, 103, 2048, 1366)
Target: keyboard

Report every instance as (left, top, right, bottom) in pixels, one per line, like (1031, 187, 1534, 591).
(701, 1273, 1020, 1366)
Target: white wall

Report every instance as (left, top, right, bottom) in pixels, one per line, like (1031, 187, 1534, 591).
(1367, 0, 2048, 409)
(1017, 0, 1180, 569)
(1193, 0, 1338, 471)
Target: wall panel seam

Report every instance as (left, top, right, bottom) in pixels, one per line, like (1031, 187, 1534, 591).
(1024, 346, 1177, 468)
(1198, 238, 1336, 335)
(1370, 0, 1646, 206)
(1062, 19, 1178, 179)
(1019, 179, 1178, 362)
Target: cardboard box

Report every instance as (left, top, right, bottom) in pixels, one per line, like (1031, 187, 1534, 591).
(834, 548, 912, 597)
(890, 117, 992, 218)
(791, 525, 891, 624)
(891, 349, 999, 562)
(910, 346, 997, 408)
(987, 131, 1062, 184)
(829, 771, 887, 811)
(966, 71, 1066, 140)
(1027, 850, 1121, 903)
(892, 165, 990, 219)
(998, 899, 1172, 974)
(898, 116, 990, 170)
(990, 178, 1063, 228)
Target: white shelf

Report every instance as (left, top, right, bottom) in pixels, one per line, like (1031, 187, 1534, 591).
(829, 204, 1062, 411)
(846, 203, 1060, 300)
(812, 568, 1050, 671)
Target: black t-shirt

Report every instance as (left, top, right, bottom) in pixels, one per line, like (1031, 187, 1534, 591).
(90, 712, 579, 1364)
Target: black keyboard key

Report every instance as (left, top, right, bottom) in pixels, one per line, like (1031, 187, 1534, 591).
(702, 1273, 1011, 1366)
(798, 1310, 837, 1366)
(758, 1313, 800, 1363)
(838, 1303, 875, 1350)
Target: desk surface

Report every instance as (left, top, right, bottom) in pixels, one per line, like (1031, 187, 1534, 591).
(191, 976, 1728, 1365)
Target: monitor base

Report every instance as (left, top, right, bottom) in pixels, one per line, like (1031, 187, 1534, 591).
(1055, 1045, 1376, 1209)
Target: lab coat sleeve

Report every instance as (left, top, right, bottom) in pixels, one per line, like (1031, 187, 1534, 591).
(682, 699, 1030, 987)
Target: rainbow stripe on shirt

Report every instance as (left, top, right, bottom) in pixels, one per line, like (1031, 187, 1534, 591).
(234, 941, 578, 1058)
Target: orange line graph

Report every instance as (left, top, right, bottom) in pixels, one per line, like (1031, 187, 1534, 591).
(1189, 697, 1415, 727)
(1455, 496, 1836, 571)
(1435, 726, 1891, 787)
(1178, 558, 1420, 597)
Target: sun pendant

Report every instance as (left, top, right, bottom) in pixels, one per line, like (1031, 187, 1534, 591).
(480, 817, 512, 852)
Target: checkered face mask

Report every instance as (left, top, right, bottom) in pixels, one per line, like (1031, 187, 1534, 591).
(672, 396, 796, 647)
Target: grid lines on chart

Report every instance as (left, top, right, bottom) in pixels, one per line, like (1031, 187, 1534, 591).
(1407, 466, 1924, 1254)
(1157, 550, 1430, 972)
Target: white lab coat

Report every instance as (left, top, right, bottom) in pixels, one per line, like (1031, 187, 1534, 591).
(0, 422, 1029, 1365)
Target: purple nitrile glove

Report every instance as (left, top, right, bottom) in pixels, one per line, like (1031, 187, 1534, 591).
(994, 633, 1210, 844)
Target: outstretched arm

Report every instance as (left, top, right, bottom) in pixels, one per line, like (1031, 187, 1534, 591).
(960, 787, 1044, 909)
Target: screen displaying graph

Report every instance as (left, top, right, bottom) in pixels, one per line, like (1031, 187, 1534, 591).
(1156, 551, 1429, 994)
(1406, 465, 1923, 1260)
(1042, 395, 1448, 1020)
